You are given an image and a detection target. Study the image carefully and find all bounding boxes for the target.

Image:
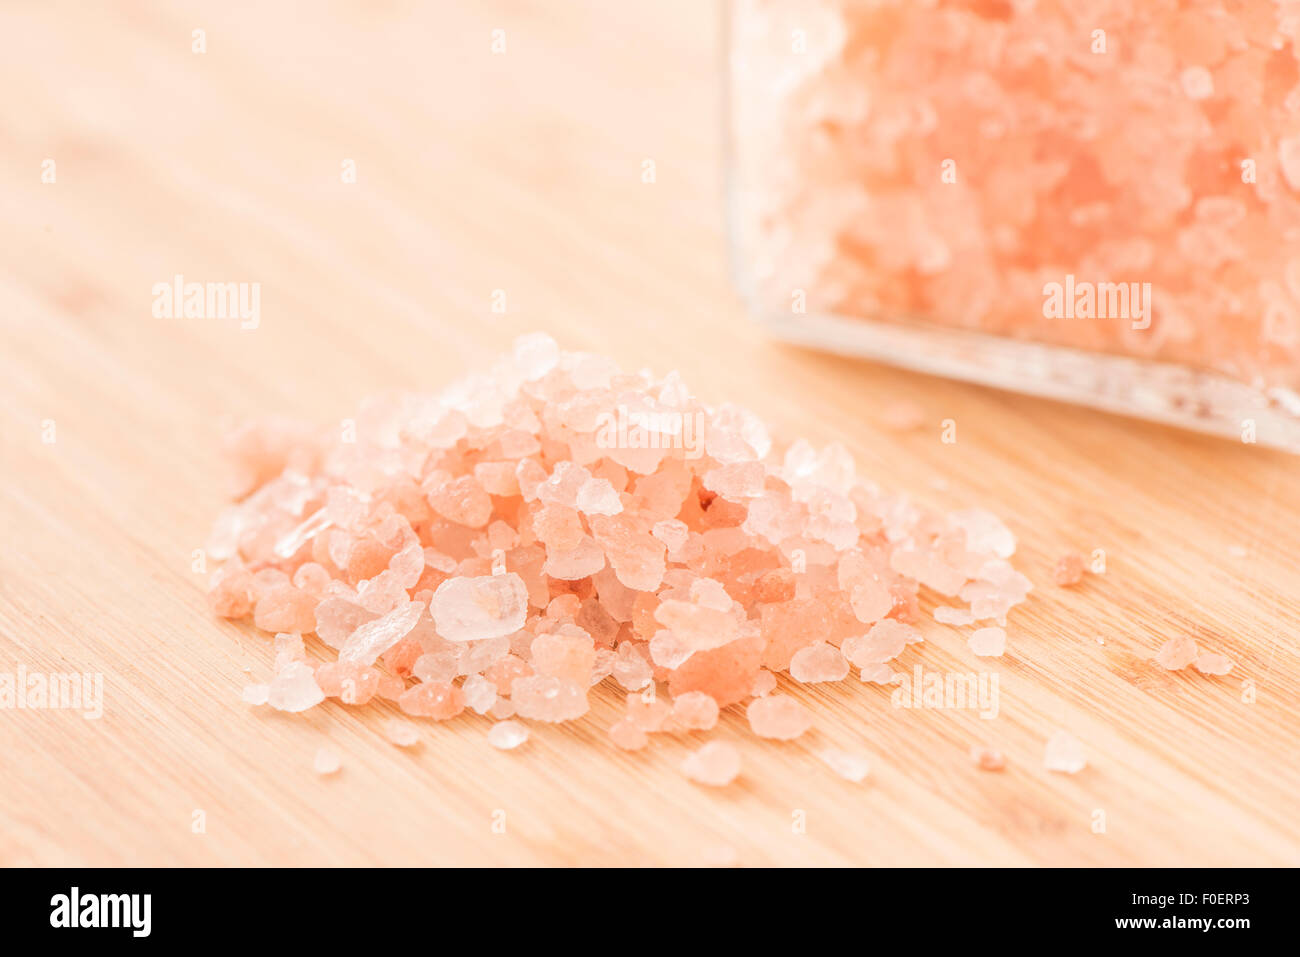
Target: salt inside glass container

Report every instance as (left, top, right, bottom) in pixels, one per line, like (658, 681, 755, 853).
(726, 0, 1300, 451)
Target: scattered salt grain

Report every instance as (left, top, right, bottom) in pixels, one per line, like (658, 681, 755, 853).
(818, 748, 869, 782)
(385, 719, 420, 747)
(968, 626, 1006, 657)
(1193, 653, 1234, 676)
(267, 661, 325, 712)
(313, 747, 341, 775)
(487, 720, 530, 750)
(1155, 635, 1199, 671)
(682, 740, 742, 786)
(747, 694, 813, 740)
(1054, 552, 1085, 587)
(1043, 731, 1087, 774)
(971, 746, 1005, 771)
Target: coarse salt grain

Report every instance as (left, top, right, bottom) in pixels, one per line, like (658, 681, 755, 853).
(208, 334, 1032, 771)
(1155, 636, 1199, 671)
(313, 747, 341, 775)
(487, 720, 530, 750)
(971, 746, 1005, 772)
(1054, 552, 1085, 587)
(1043, 731, 1087, 774)
(968, 626, 1006, 657)
(682, 740, 742, 786)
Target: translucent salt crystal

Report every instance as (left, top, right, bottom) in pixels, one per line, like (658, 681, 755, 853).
(747, 694, 813, 740)
(315, 597, 378, 649)
(949, 509, 1016, 559)
(487, 720, 530, 750)
(267, 661, 325, 712)
(608, 718, 648, 750)
(430, 574, 527, 642)
(513, 332, 560, 380)
(1043, 731, 1087, 774)
(934, 606, 975, 626)
(398, 681, 465, 719)
(241, 683, 269, 705)
(971, 746, 1005, 771)
(385, 719, 420, 747)
(651, 519, 689, 555)
(860, 663, 895, 684)
(611, 643, 653, 691)
(842, 619, 918, 666)
(819, 748, 869, 782)
(575, 477, 623, 516)
(1193, 653, 1234, 675)
(462, 674, 498, 714)
(670, 691, 720, 731)
(968, 626, 1006, 657)
(681, 741, 742, 786)
(313, 747, 341, 775)
(1155, 635, 1199, 670)
(1054, 552, 1085, 587)
(511, 675, 588, 722)
(789, 642, 850, 683)
(489, 697, 517, 719)
(339, 600, 425, 665)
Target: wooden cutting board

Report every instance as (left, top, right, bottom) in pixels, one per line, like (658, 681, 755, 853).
(2, 0, 1296, 866)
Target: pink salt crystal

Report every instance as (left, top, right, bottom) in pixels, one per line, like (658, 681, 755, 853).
(398, 681, 465, 720)
(608, 717, 648, 751)
(267, 661, 324, 712)
(746, 694, 813, 741)
(1155, 635, 1200, 671)
(253, 584, 317, 635)
(427, 474, 493, 528)
(1193, 653, 1234, 676)
(842, 619, 918, 667)
(1054, 552, 1086, 587)
(385, 719, 420, 747)
(1043, 731, 1087, 774)
(750, 669, 777, 697)
(610, 643, 653, 691)
(488, 697, 517, 719)
(626, 691, 672, 732)
(789, 642, 850, 683)
(934, 606, 975, 626)
(511, 675, 588, 722)
(575, 477, 623, 516)
(430, 573, 527, 641)
(530, 630, 597, 686)
(682, 740, 742, 787)
(314, 597, 378, 650)
(314, 661, 381, 705)
(209, 565, 254, 618)
(971, 746, 1006, 772)
(339, 600, 425, 665)
(313, 747, 341, 775)
(670, 691, 720, 731)
(487, 720, 530, 750)
(818, 748, 869, 783)
(859, 663, 895, 684)
(968, 626, 1006, 658)
(462, 674, 498, 714)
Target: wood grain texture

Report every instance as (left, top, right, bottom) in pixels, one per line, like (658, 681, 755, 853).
(1, 0, 1297, 867)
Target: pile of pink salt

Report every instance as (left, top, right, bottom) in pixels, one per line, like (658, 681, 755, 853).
(208, 334, 1035, 778)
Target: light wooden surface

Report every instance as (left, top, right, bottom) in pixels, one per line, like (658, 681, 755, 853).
(2, 1, 1298, 867)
